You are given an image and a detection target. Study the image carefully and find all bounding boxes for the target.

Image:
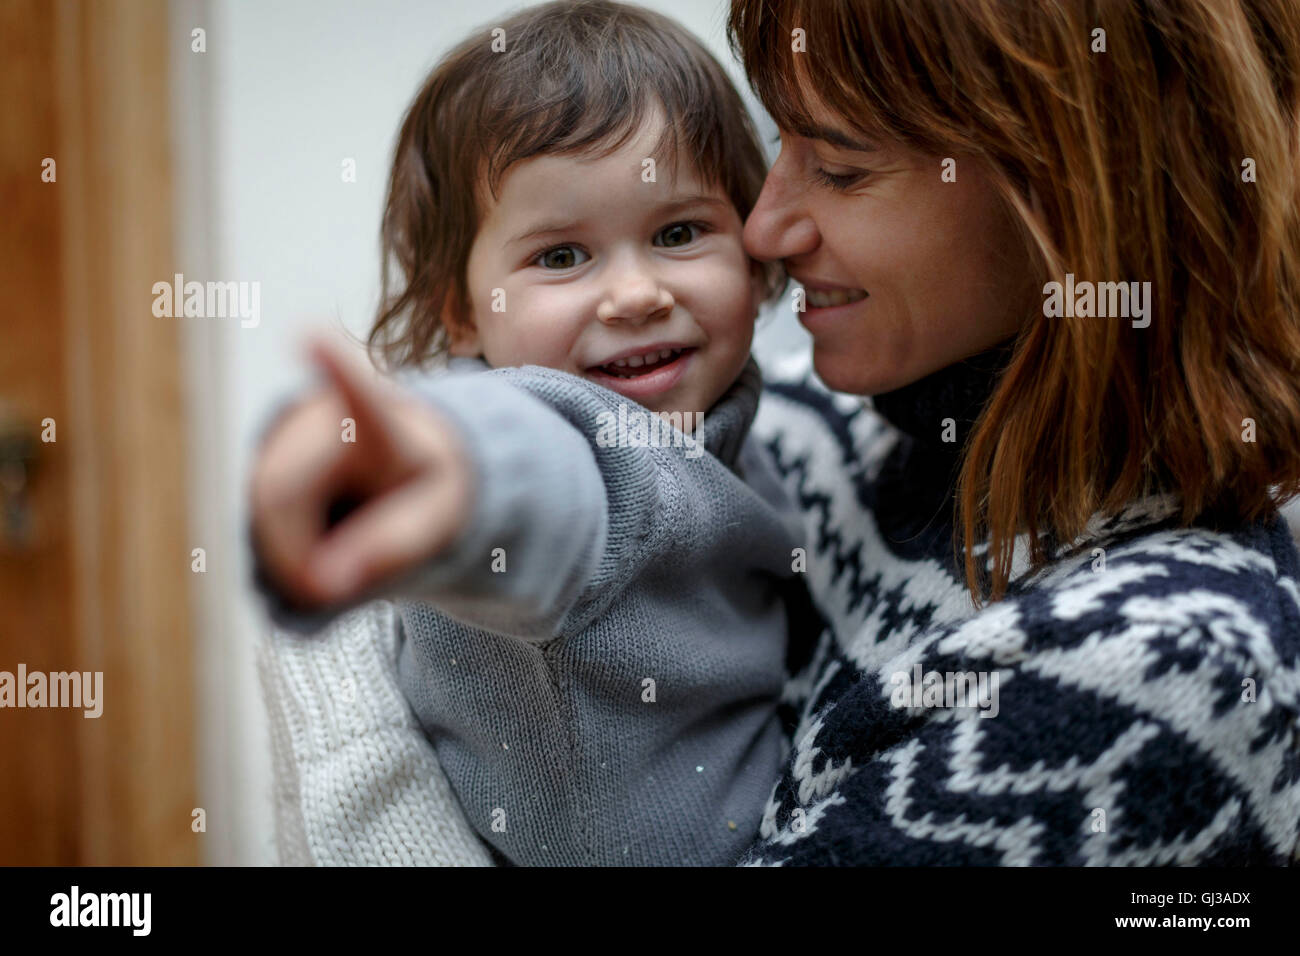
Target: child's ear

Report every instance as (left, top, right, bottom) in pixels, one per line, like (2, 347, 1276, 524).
(443, 290, 482, 357)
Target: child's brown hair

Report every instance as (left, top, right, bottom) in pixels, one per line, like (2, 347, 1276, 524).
(371, 0, 784, 369)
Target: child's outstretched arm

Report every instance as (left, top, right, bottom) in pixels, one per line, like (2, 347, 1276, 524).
(250, 343, 504, 865)
(249, 340, 608, 640)
(250, 340, 476, 612)
(251, 341, 770, 643)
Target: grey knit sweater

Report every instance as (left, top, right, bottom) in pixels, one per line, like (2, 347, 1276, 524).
(260, 356, 811, 866)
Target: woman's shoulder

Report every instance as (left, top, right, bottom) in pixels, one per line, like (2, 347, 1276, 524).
(889, 497, 1300, 724)
(1015, 496, 1300, 666)
(753, 346, 1300, 667)
(746, 505, 1300, 866)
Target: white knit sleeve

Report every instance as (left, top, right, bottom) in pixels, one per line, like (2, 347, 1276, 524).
(256, 600, 495, 866)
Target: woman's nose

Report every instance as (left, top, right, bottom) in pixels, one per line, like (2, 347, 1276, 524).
(743, 164, 819, 264)
(596, 262, 674, 325)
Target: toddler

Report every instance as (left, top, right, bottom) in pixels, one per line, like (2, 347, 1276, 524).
(251, 0, 814, 866)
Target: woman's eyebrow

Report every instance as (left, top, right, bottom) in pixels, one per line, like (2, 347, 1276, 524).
(791, 120, 879, 152)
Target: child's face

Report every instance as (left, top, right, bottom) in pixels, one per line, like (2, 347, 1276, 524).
(448, 108, 764, 418)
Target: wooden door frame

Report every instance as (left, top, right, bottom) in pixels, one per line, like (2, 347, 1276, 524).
(0, 0, 198, 865)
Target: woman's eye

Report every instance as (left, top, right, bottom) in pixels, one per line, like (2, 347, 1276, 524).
(655, 222, 701, 248)
(813, 167, 867, 192)
(536, 246, 588, 269)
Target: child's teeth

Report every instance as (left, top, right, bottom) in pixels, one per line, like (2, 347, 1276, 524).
(600, 348, 686, 377)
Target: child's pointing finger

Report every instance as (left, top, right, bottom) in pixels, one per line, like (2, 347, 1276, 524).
(306, 337, 401, 458)
(305, 471, 469, 603)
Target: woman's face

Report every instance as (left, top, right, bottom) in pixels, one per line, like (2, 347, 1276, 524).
(743, 98, 1038, 395)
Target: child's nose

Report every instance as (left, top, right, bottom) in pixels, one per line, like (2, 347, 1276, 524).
(596, 269, 674, 326)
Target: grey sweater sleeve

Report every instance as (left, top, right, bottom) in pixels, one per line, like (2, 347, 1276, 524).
(396, 360, 764, 640)
(255, 359, 761, 642)
(252, 365, 610, 641)
(379, 367, 610, 640)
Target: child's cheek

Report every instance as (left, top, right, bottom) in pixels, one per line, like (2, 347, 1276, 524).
(518, 288, 589, 368)
(704, 261, 759, 344)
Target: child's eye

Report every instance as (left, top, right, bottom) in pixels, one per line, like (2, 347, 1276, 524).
(534, 245, 589, 270)
(812, 167, 868, 192)
(654, 222, 705, 248)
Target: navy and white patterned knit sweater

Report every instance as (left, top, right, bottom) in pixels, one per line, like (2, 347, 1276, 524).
(741, 343, 1300, 866)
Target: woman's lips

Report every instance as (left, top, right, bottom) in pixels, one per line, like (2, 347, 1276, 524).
(798, 283, 869, 331)
(585, 348, 694, 401)
(805, 287, 868, 308)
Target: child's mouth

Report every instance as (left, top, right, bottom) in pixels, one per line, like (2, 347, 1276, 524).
(585, 346, 696, 400)
(592, 346, 690, 379)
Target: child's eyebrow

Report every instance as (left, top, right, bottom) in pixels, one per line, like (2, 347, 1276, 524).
(507, 195, 730, 247)
(508, 220, 584, 247)
(658, 194, 731, 216)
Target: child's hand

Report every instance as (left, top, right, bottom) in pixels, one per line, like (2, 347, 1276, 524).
(249, 340, 473, 610)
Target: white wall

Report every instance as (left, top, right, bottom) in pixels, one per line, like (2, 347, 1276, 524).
(169, 0, 803, 865)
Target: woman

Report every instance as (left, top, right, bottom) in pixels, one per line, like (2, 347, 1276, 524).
(726, 0, 1300, 865)
(258, 0, 1300, 865)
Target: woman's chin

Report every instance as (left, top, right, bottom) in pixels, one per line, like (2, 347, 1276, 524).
(812, 348, 905, 397)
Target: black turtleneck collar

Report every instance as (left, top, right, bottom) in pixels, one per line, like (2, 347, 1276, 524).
(869, 337, 1017, 453)
(865, 338, 1017, 557)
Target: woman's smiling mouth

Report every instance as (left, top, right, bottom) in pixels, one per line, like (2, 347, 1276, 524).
(805, 287, 868, 308)
(791, 278, 870, 331)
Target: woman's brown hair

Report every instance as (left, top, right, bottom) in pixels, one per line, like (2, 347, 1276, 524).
(729, 0, 1300, 604)
(371, 0, 783, 370)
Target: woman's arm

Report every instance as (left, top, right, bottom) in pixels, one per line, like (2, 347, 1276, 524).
(256, 600, 494, 865)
